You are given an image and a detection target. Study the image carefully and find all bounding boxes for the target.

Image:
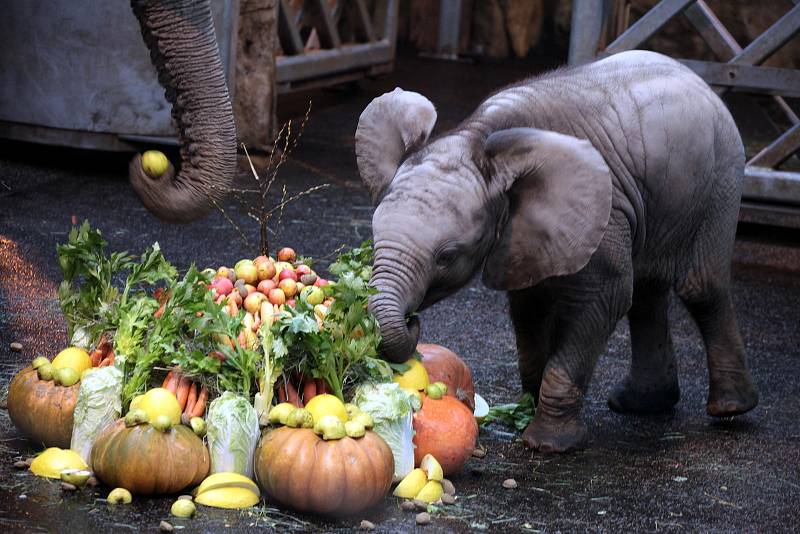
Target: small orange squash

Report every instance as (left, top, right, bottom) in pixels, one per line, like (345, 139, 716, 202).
(413, 395, 478, 475)
(7, 367, 79, 448)
(254, 427, 394, 516)
(91, 420, 209, 495)
(418, 343, 476, 410)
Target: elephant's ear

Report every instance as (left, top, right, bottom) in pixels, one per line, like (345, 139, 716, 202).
(482, 128, 613, 290)
(355, 88, 437, 205)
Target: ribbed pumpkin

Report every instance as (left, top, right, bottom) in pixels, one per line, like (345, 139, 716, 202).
(254, 427, 394, 516)
(418, 343, 476, 410)
(91, 420, 209, 495)
(413, 395, 478, 475)
(7, 367, 79, 448)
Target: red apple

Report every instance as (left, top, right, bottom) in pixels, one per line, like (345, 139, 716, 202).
(245, 284, 257, 295)
(257, 279, 277, 294)
(278, 247, 296, 263)
(295, 264, 312, 276)
(253, 255, 268, 264)
(279, 278, 298, 298)
(279, 269, 298, 282)
(227, 291, 243, 306)
(314, 278, 328, 287)
(212, 277, 233, 296)
(235, 261, 258, 285)
(215, 266, 231, 280)
(244, 292, 265, 314)
(268, 288, 286, 305)
(256, 259, 276, 281)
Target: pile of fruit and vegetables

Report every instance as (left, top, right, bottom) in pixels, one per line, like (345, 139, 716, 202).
(7, 222, 494, 523)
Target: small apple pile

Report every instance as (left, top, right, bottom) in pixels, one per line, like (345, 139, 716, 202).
(207, 248, 332, 350)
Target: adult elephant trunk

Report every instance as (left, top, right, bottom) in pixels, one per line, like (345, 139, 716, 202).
(129, 0, 236, 223)
(369, 249, 424, 363)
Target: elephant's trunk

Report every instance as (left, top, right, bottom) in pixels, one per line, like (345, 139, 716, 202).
(369, 248, 425, 363)
(129, 0, 236, 223)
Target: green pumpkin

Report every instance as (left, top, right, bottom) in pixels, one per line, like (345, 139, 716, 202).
(7, 367, 79, 448)
(91, 420, 209, 495)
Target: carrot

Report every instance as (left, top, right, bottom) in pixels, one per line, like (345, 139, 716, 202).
(105, 351, 114, 366)
(302, 378, 317, 403)
(315, 378, 328, 395)
(176, 377, 191, 410)
(182, 383, 198, 425)
(184, 383, 198, 416)
(98, 356, 112, 367)
(154, 303, 166, 318)
(90, 350, 104, 367)
(97, 340, 112, 356)
(161, 371, 174, 389)
(165, 370, 180, 394)
(277, 380, 288, 403)
(190, 385, 208, 417)
(286, 381, 302, 407)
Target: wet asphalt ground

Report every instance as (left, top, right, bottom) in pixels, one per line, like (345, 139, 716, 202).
(1, 49, 800, 533)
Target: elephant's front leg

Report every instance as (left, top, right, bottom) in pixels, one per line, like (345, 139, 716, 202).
(509, 286, 556, 399)
(522, 228, 634, 452)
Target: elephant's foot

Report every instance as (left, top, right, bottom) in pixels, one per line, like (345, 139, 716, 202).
(608, 378, 680, 414)
(707, 371, 758, 417)
(522, 416, 587, 453)
(524, 366, 586, 453)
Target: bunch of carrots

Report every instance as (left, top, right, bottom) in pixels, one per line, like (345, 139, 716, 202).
(162, 370, 208, 424)
(89, 334, 115, 367)
(276, 375, 329, 408)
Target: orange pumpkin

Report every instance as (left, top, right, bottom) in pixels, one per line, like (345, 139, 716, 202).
(91, 420, 209, 495)
(418, 343, 476, 410)
(254, 427, 394, 516)
(413, 395, 477, 475)
(7, 367, 79, 448)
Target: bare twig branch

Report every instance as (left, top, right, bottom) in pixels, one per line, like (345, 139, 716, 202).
(208, 100, 326, 257)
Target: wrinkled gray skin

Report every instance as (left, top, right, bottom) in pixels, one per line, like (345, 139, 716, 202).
(356, 51, 759, 453)
(128, 0, 236, 223)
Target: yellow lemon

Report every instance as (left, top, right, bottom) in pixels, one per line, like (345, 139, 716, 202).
(138, 387, 182, 426)
(51, 347, 92, 374)
(304, 393, 348, 424)
(393, 468, 427, 498)
(29, 448, 88, 479)
(129, 394, 145, 412)
(141, 150, 169, 178)
(195, 487, 259, 509)
(393, 358, 429, 392)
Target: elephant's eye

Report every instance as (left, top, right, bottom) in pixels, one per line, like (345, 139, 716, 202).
(435, 247, 459, 267)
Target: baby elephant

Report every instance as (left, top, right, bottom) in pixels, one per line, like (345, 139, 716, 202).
(356, 50, 758, 452)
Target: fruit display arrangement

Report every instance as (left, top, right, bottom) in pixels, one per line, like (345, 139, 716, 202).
(7, 222, 488, 520)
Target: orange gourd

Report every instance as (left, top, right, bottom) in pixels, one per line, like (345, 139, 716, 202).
(7, 367, 79, 448)
(254, 427, 394, 516)
(413, 395, 477, 475)
(91, 420, 209, 495)
(418, 343, 476, 410)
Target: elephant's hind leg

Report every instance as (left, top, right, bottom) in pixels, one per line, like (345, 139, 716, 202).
(608, 280, 680, 414)
(677, 280, 758, 417)
(676, 170, 758, 417)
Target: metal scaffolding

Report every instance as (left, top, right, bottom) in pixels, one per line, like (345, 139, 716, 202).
(275, 0, 399, 93)
(570, 0, 800, 227)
